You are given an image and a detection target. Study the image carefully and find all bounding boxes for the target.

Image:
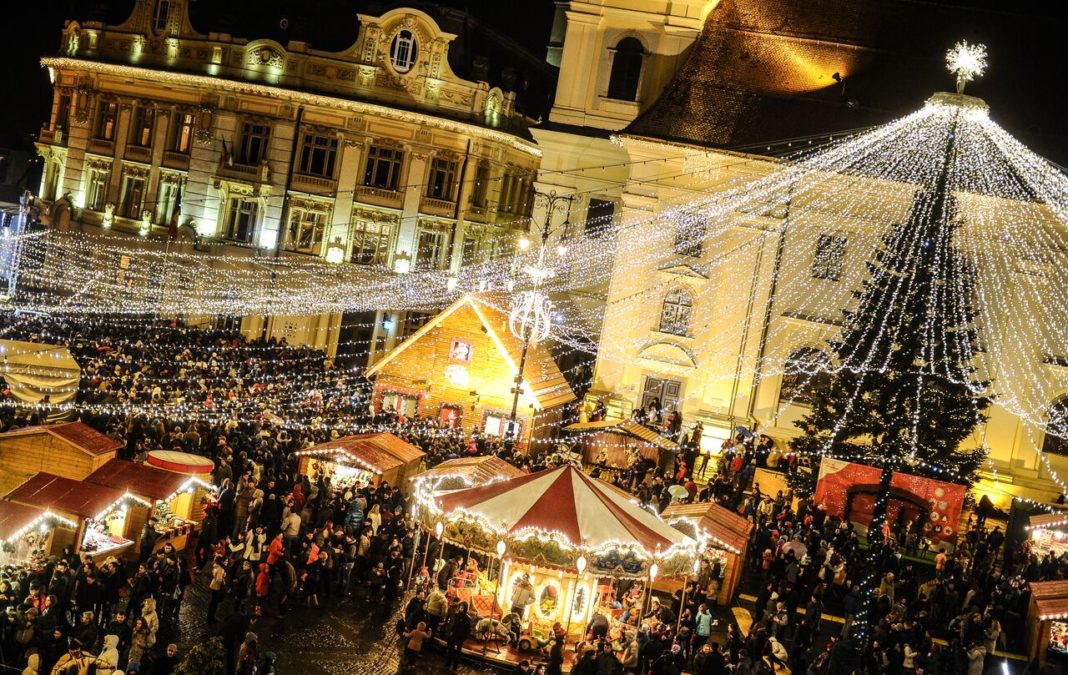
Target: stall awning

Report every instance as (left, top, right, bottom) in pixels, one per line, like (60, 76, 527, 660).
(661, 502, 753, 555)
(565, 419, 680, 452)
(410, 456, 525, 491)
(0, 500, 78, 542)
(1028, 511, 1068, 531)
(295, 437, 404, 476)
(5, 473, 136, 520)
(85, 459, 208, 502)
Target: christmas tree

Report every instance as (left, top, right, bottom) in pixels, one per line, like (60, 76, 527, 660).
(788, 112, 992, 497)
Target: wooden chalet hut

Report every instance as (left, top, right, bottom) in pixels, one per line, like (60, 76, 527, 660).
(0, 423, 121, 494)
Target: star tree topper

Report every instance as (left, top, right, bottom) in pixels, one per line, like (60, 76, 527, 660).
(946, 40, 988, 94)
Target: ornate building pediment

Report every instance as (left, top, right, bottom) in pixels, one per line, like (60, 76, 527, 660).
(637, 341, 698, 369)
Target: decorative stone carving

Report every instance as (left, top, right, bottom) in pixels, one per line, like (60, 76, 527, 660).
(249, 46, 283, 68)
(307, 63, 326, 76)
(336, 68, 355, 82)
(352, 206, 399, 223)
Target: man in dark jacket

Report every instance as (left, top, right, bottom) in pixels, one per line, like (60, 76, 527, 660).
(445, 601, 472, 672)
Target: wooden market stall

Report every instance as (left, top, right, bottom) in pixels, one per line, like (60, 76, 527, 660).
(660, 501, 753, 605)
(410, 456, 525, 493)
(1027, 512, 1068, 557)
(1027, 580, 1068, 667)
(84, 459, 215, 553)
(295, 432, 425, 494)
(0, 500, 78, 567)
(0, 422, 121, 494)
(145, 450, 215, 524)
(564, 419, 679, 473)
(4, 472, 150, 562)
(366, 294, 576, 452)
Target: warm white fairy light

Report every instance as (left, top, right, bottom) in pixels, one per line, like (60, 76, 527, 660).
(946, 40, 988, 95)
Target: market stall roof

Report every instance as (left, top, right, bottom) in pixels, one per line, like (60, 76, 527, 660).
(0, 501, 49, 541)
(295, 436, 405, 476)
(353, 433, 426, 466)
(366, 293, 576, 410)
(1032, 580, 1068, 620)
(436, 464, 693, 555)
(1027, 511, 1068, 531)
(565, 419, 680, 452)
(660, 502, 753, 555)
(84, 459, 199, 502)
(0, 339, 80, 404)
(0, 422, 123, 456)
(5, 472, 130, 520)
(410, 456, 525, 491)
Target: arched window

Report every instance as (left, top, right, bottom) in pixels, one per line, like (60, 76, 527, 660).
(780, 348, 832, 406)
(1043, 397, 1068, 456)
(607, 37, 644, 101)
(659, 288, 692, 336)
(390, 30, 418, 74)
(153, 0, 170, 32)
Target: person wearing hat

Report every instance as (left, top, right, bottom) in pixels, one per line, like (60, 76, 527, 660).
(48, 637, 113, 675)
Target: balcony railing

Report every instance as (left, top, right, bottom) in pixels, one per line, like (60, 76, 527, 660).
(420, 196, 456, 216)
(125, 145, 151, 163)
(356, 185, 403, 208)
(292, 173, 337, 195)
(38, 126, 65, 146)
(88, 139, 115, 156)
(163, 151, 190, 170)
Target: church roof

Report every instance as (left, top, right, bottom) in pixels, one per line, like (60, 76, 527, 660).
(625, 0, 1067, 162)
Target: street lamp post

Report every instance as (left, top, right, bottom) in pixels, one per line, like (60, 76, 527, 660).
(506, 190, 573, 443)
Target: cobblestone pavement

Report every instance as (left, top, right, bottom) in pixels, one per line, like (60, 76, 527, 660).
(169, 569, 496, 674)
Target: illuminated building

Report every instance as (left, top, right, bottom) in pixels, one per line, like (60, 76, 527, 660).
(33, 0, 541, 361)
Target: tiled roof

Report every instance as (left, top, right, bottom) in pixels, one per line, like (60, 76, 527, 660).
(565, 419, 679, 451)
(0, 500, 47, 541)
(411, 456, 525, 490)
(625, 0, 1066, 161)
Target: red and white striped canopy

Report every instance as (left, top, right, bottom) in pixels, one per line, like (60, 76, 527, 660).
(435, 465, 693, 555)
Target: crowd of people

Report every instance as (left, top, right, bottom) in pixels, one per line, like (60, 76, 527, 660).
(1, 316, 1067, 675)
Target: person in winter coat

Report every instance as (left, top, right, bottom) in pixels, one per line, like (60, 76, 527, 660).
(266, 534, 285, 566)
(21, 652, 39, 675)
(98, 634, 121, 670)
(966, 643, 986, 675)
(127, 617, 154, 669)
(255, 563, 271, 609)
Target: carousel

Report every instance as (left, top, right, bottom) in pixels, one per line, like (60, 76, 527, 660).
(413, 464, 703, 669)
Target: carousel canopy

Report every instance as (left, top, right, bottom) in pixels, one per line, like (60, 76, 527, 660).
(435, 464, 694, 556)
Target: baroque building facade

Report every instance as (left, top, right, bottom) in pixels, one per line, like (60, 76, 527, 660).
(546, 0, 1068, 504)
(34, 0, 540, 362)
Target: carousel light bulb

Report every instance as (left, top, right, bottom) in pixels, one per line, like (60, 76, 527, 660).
(649, 563, 659, 581)
(576, 555, 587, 575)
(496, 540, 507, 558)
(434, 521, 444, 538)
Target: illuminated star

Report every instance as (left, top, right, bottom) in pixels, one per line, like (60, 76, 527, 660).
(946, 40, 988, 94)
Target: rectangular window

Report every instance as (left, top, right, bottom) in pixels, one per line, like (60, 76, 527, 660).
(286, 209, 328, 254)
(400, 311, 432, 339)
(237, 122, 270, 166)
(129, 107, 155, 147)
(471, 160, 490, 208)
(169, 112, 194, 153)
(155, 178, 181, 225)
(95, 100, 118, 141)
(415, 227, 447, 270)
(349, 220, 392, 265)
(297, 132, 338, 178)
(85, 167, 110, 211)
(153, 0, 170, 31)
(674, 218, 706, 257)
(363, 145, 404, 190)
(585, 198, 615, 237)
(225, 198, 258, 243)
(119, 173, 146, 218)
(812, 234, 848, 281)
(426, 157, 457, 200)
(56, 93, 72, 131)
(498, 171, 532, 215)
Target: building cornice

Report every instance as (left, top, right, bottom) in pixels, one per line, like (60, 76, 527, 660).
(42, 56, 542, 158)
